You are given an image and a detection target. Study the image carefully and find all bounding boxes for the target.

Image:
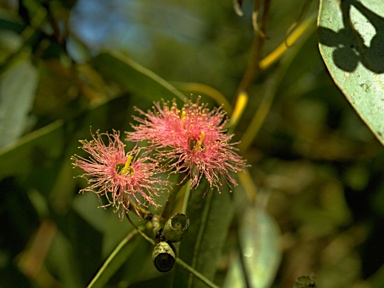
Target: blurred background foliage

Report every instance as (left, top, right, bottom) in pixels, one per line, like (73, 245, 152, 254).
(1, 0, 384, 287)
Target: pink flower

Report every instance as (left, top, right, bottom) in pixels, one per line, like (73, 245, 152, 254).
(127, 97, 247, 191)
(71, 130, 167, 217)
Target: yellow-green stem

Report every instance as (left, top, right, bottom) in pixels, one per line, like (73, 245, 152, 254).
(176, 258, 220, 288)
(239, 75, 277, 152)
(87, 229, 140, 288)
(259, 14, 316, 71)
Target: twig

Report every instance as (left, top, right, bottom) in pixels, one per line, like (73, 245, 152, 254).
(175, 258, 220, 288)
(125, 213, 155, 245)
(87, 229, 140, 288)
(235, 0, 272, 96)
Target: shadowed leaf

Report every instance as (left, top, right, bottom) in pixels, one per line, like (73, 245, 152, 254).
(172, 179, 234, 288)
(318, 0, 384, 145)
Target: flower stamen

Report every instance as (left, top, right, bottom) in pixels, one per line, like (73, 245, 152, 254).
(120, 155, 135, 175)
(194, 131, 205, 151)
(180, 110, 187, 127)
(127, 98, 247, 191)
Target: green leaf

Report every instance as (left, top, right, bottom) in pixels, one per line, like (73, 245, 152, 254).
(0, 120, 65, 178)
(47, 230, 84, 288)
(92, 51, 186, 103)
(172, 180, 234, 288)
(318, 0, 384, 145)
(65, 209, 104, 286)
(224, 206, 281, 288)
(0, 53, 38, 148)
(0, 50, 188, 178)
(72, 192, 108, 234)
(0, 95, 129, 179)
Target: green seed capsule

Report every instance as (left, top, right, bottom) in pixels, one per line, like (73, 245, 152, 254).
(152, 241, 176, 272)
(163, 213, 190, 242)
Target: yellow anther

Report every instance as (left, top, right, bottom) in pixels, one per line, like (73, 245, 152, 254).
(199, 131, 205, 144)
(180, 110, 186, 125)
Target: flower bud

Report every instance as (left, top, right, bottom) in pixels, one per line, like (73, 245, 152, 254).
(163, 213, 190, 242)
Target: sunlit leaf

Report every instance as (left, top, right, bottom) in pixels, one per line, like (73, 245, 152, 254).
(224, 206, 281, 288)
(92, 51, 186, 103)
(222, 253, 245, 288)
(318, 0, 384, 145)
(0, 30, 23, 64)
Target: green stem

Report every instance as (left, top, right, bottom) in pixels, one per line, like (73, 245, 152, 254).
(239, 14, 316, 153)
(235, 0, 271, 96)
(126, 213, 155, 245)
(238, 75, 277, 152)
(259, 13, 316, 70)
(175, 258, 220, 288)
(181, 180, 192, 215)
(87, 228, 141, 288)
(87, 179, 206, 288)
(128, 200, 218, 288)
(125, 201, 153, 220)
(171, 82, 233, 115)
(161, 174, 185, 219)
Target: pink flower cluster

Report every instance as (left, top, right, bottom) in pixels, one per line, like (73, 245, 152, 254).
(71, 130, 168, 217)
(72, 98, 246, 217)
(128, 98, 246, 191)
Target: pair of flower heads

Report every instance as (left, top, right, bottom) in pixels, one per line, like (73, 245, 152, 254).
(71, 97, 247, 218)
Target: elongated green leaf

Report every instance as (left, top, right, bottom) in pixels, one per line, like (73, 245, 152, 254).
(0, 53, 38, 148)
(172, 179, 234, 288)
(0, 50, 187, 178)
(318, 0, 384, 145)
(92, 51, 186, 103)
(0, 120, 65, 178)
(240, 207, 281, 288)
(0, 95, 128, 178)
(48, 230, 84, 288)
(222, 253, 244, 288)
(224, 206, 281, 288)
